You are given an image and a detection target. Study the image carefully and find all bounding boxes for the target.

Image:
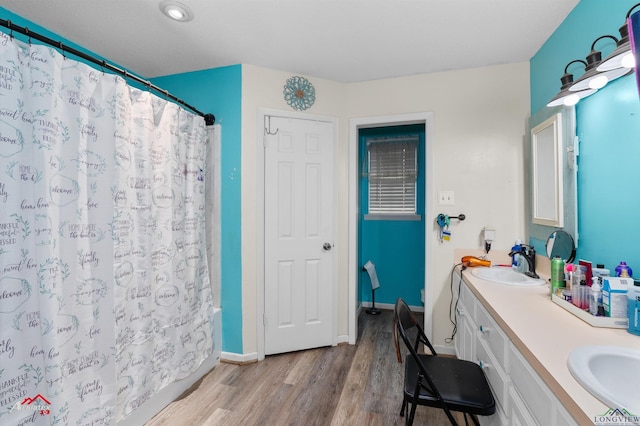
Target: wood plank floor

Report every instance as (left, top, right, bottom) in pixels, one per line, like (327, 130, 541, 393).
(147, 310, 465, 425)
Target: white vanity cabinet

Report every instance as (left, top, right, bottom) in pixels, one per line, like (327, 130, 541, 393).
(476, 302, 511, 422)
(454, 278, 476, 362)
(453, 271, 578, 426)
(508, 386, 538, 426)
(454, 271, 509, 424)
(508, 342, 555, 425)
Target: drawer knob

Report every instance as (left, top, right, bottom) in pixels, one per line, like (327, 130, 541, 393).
(478, 360, 490, 370)
(479, 325, 489, 333)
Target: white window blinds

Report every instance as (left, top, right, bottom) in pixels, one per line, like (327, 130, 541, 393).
(367, 137, 418, 214)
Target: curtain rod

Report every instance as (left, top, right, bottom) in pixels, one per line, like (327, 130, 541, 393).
(0, 18, 215, 126)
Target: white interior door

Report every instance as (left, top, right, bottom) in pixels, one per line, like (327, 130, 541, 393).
(264, 116, 335, 355)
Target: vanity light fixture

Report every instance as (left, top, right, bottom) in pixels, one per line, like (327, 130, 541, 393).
(159, 0, 194, 22)
(597, 3, 640, 71)
(569, 35, 633, 92)
(547, 60, 596, 107)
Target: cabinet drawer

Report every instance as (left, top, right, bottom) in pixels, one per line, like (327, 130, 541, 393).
(458, 312, 476, 362)
(476, 303, 508, 368)
(480, 401, 508, 426)
(455, 285, 474, 330)
(556, 403, 579, 426)
(454, 321, 463, 360)
(476, 337, 509, 414)
(460, 282, 476, 322)
(509, 386, 538, 426)
(509, 343, 553, 426)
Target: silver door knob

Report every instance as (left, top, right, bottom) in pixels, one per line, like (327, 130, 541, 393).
(322, 243, 332, 251)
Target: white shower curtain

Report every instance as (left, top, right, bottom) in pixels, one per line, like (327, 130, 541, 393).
(0, 31, 215, 424)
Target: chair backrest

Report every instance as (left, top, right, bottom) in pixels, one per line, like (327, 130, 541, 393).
(393, 298, 445, 403)
(394, 297, 495, 423)
(393, 298, 437, 362)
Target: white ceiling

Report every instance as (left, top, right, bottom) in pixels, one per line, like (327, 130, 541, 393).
(0, 0, 578, 83)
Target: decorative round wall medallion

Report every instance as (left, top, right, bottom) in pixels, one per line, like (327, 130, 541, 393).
(283, 76, 316, 111)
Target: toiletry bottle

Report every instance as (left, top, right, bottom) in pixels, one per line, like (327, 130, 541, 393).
(589, 277, 602, 316)
(615, 261, 633, 278)
(515, 254, 527, 273)
(550, 257, 564, 299)
(578, 265, 588, 309)
(511, 240, 522, 267)
(628, 280, 640, 336)
(593, 264, 610, 282)
(572, 266, 582, 308)
(565, 263, 574, 289)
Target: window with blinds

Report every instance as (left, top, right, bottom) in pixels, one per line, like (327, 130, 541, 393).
(367, 137, 418, 215)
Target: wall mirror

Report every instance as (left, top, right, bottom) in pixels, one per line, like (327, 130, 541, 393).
(546, 230, 576, 263)
(531, 113, 564, 227)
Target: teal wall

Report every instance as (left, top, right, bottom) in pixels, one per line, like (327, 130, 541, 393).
(530, 0, 640, 274)
(358, 125, 425, 307)
(0, 7, 244, 353)
(530, 0, 638, 113)
(152, 68, 243, 354)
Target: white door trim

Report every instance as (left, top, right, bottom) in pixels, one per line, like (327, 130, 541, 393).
(256, 108, 339, 361)
(348, 113, 435, 344)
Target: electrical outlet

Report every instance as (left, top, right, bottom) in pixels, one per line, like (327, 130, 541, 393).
(483, 227, 495, 242)
(438, 191, 454, 205)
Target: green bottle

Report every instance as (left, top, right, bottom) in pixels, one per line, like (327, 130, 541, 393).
(551, 257, 564, 299)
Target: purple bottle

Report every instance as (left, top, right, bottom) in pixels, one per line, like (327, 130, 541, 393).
(615, 262, 633, 278)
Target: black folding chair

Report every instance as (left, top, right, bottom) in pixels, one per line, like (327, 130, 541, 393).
(393, 298, 496, 425)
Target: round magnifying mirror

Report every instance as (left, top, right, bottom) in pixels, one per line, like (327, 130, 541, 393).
(545, 231, 576, 263)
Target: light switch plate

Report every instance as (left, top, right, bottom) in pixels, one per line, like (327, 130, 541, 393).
(438, 191, 454, 205)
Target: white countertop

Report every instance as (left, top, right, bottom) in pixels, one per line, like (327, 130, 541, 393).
(461, 266, 640, 424)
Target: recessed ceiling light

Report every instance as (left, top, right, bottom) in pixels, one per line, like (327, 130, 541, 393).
(159, 0, 194, 22)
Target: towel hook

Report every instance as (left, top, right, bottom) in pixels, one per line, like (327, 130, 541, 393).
(265, 116, 279, 136)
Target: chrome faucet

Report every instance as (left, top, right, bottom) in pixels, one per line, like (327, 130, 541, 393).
(509, 244, 539, 279)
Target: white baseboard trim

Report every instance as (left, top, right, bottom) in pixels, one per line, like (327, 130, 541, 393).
(361, 301, 424, 313)
(434, 345, 456, 356)
(221, 351, 258, 364)
(336, 334, 350, 345)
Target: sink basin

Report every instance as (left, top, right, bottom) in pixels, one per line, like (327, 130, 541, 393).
(470, 266, 545, 286)
(568, 346, 640, 413)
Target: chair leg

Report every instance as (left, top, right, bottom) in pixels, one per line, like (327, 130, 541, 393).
(469, 413, 480, 426)
(407, 378, 423, 426)
(400, 398, 407, 416)
(442, 405, 459, 426)
(462, 412, 481, 426)
(407, 400, 418, 426)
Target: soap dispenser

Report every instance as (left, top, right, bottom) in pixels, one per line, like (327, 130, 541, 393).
(589, 277, 603, 316)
